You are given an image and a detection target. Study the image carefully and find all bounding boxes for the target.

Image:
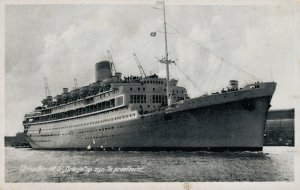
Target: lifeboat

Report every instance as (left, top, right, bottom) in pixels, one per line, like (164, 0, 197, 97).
(62, 92, 70, 103)
(90, 83, 100, 95)
(70, 89, 80, 100)
(80, 86, 89, 98)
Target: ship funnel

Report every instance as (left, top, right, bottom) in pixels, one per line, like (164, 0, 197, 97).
(229, 80, 238, 90)
(95, 61, 112, 82)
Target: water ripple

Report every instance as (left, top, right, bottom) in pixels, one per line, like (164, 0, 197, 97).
(5, 147, 294, 182)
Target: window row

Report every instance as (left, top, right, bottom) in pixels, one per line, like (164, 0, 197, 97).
(41, 89, 119, 115)
(28, 107, 129, 131)
(31, 99, 116, 123)
(153, 95, 167, 104)
(85, 129, 153, 140)
(130, 95, 147, 103)
(144, 80, 164, 84)
(35, 113, 136, 132)
(130, 87, 146, 91)
(79, 126, 115, 134)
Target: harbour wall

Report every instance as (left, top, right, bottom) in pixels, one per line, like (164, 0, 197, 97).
(264, 108, 294, 146)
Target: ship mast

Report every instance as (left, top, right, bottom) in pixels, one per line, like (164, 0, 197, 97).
(159, 0, 172, 106)
(44, 77, 51, 98)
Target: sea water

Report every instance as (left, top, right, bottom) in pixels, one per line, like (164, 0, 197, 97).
(5, 146, 294, 182)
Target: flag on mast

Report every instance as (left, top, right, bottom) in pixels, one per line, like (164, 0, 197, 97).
(150, 32, 157, 37)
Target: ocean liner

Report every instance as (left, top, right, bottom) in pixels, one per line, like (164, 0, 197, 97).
(23, 1, 276, 151)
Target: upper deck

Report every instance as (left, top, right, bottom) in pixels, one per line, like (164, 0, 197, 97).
(23, 74, 188, 126)
(23, 59, 274, 127)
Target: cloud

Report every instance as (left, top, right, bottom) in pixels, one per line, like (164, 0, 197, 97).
(5, 5, 300, 135)
(35, 7, 162, 94)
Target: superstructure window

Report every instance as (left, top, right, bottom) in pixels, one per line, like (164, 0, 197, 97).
(140, 95, 143, 103)
(130, 95, 133, 103)
(137, 95, 140, 103)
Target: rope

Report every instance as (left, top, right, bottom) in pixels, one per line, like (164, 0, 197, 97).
(116, 40, 153, 65)
(166, 23, 261, 82)
(175, 63, 204, 94)
(199, 57, 220, 91)
(210, 59, 224, 92)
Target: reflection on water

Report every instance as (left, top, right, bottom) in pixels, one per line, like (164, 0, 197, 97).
(5, 147, 294, 182)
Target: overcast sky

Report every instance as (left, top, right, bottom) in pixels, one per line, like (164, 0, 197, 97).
(5, 2, 300, 136)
